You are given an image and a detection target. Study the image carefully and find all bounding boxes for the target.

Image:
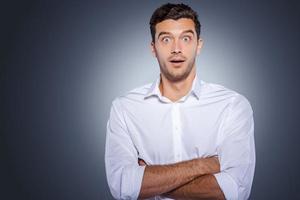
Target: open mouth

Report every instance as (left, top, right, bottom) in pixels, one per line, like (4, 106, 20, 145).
(170, 60, 185, 63)
(169, 56, 186, 64)
(169, 56, 186, 66)
(169, 58, 186, 64)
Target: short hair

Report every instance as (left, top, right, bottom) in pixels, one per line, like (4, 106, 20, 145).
(149, 3, 201, 43)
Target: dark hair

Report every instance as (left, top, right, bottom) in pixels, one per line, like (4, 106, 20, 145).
(149, 3, 201, 43)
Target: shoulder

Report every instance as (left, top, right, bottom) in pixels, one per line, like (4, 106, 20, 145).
(111, 82, 152, 108)
(201, 81, 253, 113)
(201, 81, 238, 97)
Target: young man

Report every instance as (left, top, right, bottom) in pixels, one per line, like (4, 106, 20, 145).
(105, 3, 255, 200)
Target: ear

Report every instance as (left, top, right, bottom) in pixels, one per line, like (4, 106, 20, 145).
(196, 38, 203, 55)
(150, 41, 157, 57)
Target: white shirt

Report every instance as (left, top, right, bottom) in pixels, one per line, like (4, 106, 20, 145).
(105, 74, 255, 200)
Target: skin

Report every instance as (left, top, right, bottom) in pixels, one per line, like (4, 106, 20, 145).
(138, 157, 221, 199)
(137, 18, 225, 199)
(151, 18, 202, 102)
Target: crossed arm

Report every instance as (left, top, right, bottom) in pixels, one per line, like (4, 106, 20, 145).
(137, 157, 225, 200)
(106, 96, 255, 199)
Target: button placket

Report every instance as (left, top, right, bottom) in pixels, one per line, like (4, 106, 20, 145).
(172, 103, 182, 161)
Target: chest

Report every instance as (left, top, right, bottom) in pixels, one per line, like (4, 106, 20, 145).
(123, 102, 228, 164)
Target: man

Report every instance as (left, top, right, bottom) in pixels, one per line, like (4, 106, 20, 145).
(105, 3, 255, 200)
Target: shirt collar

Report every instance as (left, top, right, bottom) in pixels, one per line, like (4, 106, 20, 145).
(144, 73, 201, 101)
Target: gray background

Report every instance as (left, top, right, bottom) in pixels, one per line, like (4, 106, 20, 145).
(1, 0, 300, 199)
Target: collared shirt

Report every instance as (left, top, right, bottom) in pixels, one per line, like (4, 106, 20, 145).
(105, 74, 255, 200)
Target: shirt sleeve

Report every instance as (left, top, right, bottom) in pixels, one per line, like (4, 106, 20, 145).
(105, 98, 146, 200)
(214, 94, 256, 200)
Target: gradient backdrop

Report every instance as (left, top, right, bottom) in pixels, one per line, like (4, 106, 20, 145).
(1, 0, 300, 199)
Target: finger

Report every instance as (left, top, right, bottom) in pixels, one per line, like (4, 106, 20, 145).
(138, 158, 147, 166)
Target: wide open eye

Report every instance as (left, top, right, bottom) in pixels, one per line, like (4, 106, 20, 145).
(162, 37, 171, 43)
(182, 36, 191, 42)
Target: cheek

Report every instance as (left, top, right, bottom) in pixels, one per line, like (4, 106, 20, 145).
(184, 45, 198, 57)
(156, 48, 170, 59)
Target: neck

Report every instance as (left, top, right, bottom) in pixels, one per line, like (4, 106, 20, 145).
(159, 67, 196, 102)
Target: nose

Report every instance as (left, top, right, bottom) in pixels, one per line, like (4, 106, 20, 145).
(171, 39, 182, 54)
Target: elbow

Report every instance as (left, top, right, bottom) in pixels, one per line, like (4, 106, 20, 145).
(233, 178, 254, 200)
(108, 176, 135, 200)
(107, 165, 145, 200)
(110, 192, 134, 200)
(108, 186, 122, 200)
(237, 186, 252, 200)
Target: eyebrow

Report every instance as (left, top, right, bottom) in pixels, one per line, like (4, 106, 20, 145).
(157, 29, 195, 39)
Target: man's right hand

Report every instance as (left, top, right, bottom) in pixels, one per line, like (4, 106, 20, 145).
(201, 156, 220, 175)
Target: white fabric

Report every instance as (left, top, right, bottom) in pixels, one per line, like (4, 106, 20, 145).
(105, 74, 255, 200)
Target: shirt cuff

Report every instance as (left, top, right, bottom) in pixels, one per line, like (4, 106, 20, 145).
(124, 165, 146, 199)
(214, 172, 239, 200)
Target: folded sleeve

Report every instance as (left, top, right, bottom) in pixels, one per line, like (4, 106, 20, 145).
(105, 98, 146, 200)
(214, 94, 256, 200)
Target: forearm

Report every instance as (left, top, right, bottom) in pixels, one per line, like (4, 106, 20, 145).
(163, 174, 225, 200)
(138, 157, 219, 199)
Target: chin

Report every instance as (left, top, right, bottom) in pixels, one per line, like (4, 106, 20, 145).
(167, 72, 190, 82)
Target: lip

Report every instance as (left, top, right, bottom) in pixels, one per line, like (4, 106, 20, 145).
(169, 56, 186, 62)
(169, 56, 185, 60)
(169, 60, 185, 67)
(170, 60, 185, 62)
(168, 56, 186, 67)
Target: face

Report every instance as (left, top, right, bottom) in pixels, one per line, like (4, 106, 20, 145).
(151, 18, 203, 82)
